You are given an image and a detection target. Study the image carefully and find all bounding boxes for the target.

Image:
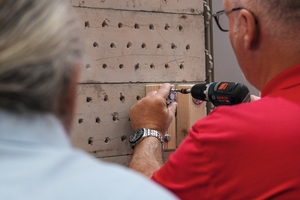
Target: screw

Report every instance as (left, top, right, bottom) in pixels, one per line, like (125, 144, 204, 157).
(164, 134, 172, 142)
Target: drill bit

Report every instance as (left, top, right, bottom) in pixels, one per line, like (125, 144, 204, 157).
(172, 88, 191, 94)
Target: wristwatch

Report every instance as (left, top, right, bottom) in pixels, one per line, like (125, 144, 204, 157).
(129, 128, 164, 149)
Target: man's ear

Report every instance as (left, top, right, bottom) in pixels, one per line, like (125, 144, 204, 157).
(240, 9, 259, 50)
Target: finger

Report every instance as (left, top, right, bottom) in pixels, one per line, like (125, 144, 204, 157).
(168, 102, 178, 117)
(146, 90, 157, 97)
(250, 95, 261, 102)
(156, 83, 172, 99)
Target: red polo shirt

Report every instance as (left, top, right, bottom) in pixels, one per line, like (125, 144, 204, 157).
(152, 64, 300, 199)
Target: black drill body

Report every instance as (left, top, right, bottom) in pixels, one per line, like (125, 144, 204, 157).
(190, 82, 251, 107)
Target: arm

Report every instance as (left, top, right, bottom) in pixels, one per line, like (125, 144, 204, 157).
(129, 83, 177, 178)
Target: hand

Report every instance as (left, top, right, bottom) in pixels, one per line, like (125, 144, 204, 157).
(250, 95, 261, 102)
(130, 83, 178, 135)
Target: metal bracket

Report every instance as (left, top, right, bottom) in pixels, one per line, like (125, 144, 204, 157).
(203, 0, 212, 28)
(205, 49, 214, 81)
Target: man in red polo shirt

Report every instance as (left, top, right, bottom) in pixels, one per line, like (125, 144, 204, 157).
(129, 0, 300, 199)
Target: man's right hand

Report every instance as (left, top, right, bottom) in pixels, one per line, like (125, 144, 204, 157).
(129, 83, 177, 135)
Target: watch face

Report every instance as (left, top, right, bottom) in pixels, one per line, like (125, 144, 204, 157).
(129, 128, 144, 143)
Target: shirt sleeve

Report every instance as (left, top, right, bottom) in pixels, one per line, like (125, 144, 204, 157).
(151, 107, 234, 200)
(151, 125, 214, 199)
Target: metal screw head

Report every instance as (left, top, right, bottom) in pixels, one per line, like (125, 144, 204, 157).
(164, 134, 172, 142)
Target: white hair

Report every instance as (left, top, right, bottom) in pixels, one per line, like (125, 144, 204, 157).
(0, 0, 82, 118)
(227, 0, 300, 49)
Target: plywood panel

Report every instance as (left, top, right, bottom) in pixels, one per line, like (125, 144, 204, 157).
(72, 0, 203, 14)
(75, 7, 205, 83)
(71, 84, 146, 157)
(176, 84, 206, 147)
(146, 85, 176, 150)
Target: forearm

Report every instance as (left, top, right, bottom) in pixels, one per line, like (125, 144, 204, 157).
(129, 137, 163, 178)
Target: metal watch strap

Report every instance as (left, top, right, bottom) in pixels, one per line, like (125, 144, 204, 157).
(140, 128, 164, 149)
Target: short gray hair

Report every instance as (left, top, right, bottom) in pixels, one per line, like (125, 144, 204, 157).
(228, 0, 300, 48)
(0, 0, 82, 117)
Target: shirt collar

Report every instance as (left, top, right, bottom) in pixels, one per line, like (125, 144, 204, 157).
(0, 110, 71, 148)
(262, 63, 300, 97)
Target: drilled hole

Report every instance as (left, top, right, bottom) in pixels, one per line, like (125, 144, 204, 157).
(104, 95, 109, 102)
(134, 23, 140, 29)
(165, 64, 170, 69)
(150, 63, 155, 69)
(86, 64, 91, 69)
(179, 25, 183, 31)
(180, 64, 184, 69)
(96, 117, 101, 123)
(112, 113, 119, 121)
(104, 137, 111, 143)
(93, 42, 99, 48)
(136, 96, 141, 101)
(149, 24, 154, 30)
(118, 22, 123, 28)
(86, 97, 92, 102)
(102, 64, 107, 69)
(186, 44, 190, 50)
(135, 63, 139, 70)
(121, 135, 127, 142)
(171, 43, 177, 49)
(88, 137, 93, 145)
(120, 94, 125, 102)
(127, 42, 132, 48)
(85, 21, 89, 28)
(110, 43, 116, 48)
(119, 64, 124, 69)
(157, 44, 162, 49)
(78, 118, 83, 124)
(141, 43, 146, 49)
(102, 21, 108, 27)
(164, 24, 170, 30)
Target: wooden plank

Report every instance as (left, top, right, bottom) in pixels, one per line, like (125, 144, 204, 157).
(176, 84, 207, 147)
(98, 151, 175, 167)
(146, 85, 176, 150)
(74, 7, 205, 83)
(72, 0, 203, 14)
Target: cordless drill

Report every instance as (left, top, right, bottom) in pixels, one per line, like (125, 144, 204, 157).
(175, 82, 251, 107)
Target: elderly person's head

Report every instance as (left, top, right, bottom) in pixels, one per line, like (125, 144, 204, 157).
(223, 0, 300, 91)
(0, 0, 82, 132)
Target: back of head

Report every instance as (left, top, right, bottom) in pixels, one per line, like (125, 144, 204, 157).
(229, 0, 300, 49)
(0, 0, 82, 120)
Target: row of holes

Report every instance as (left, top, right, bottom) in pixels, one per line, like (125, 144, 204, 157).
(93, 42, 190, 50)
(86, 95, 142, 104)
(85, 21, 185, 31)
(88, 136, 127, 145)
(78, 115, 123, 124)
(86, 63, 185, 70)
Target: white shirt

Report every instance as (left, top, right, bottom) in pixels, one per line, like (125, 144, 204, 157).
(0, 110, 178, 200)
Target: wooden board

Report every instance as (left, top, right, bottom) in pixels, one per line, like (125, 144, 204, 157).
(176, 84, 207, 147)
(71, 84, 146, 157)
(72, 0, 203, 14)
(74, 7, 205, 83)
(146, 85, 176, 150)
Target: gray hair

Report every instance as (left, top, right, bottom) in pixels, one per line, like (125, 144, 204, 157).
(0, 0, 82, 118)
(227, 0, 300, 48)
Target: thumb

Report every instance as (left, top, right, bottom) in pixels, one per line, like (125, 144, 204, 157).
(168, 102, 178, 117)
